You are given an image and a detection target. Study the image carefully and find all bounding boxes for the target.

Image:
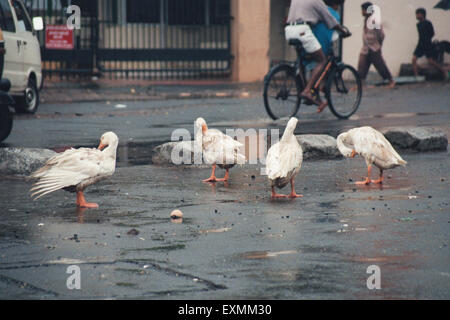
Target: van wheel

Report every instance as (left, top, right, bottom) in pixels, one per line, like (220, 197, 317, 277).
(0, 106, 13, 142)
(16, 77, 39, 114)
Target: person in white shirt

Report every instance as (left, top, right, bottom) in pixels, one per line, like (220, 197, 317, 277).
(285, 0, 350, 112)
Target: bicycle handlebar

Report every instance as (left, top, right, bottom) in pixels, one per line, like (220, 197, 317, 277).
(340, 26, 352, 38)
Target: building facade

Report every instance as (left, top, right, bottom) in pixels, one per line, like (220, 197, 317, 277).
(28, 0, 450, 81)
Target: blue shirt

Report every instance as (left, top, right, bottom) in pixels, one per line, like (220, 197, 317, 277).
(312, 7, 340, 56)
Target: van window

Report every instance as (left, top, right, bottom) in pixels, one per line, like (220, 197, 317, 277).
(0, 0, 16, 32)
(12, 0, 32, 32)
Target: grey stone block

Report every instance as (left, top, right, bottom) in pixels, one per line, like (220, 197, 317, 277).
(152, 134, 343, 166)
(0, 148, 57, 176)
(296, 134, 342, 160)
(152, 141, 203, 166)
(382, 127, 448, 152)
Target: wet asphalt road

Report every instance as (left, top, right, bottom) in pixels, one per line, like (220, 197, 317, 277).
(0, 83, 449, 299)
(0, 153, 449, 299)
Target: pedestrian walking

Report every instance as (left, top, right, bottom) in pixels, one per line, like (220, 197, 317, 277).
(412, 8, 446, 78)
(357, 2, 395, 88)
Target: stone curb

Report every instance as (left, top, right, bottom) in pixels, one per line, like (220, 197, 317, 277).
(1, 127, 447, 175)
(151, 134, 342, 166)
(0, 148, 57, 176)
(382, 127, 448, 152)
(296, 134, 342, 161)
(151, 127, 447, 166)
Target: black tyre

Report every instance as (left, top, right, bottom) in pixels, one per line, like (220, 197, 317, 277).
(325, 64, 362, 119)
(16, 77, 39, 114)
(0, 106, 13, 142)
(263, 64, 302, 120)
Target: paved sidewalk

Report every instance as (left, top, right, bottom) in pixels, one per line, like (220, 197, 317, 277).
(41, 74, 449, 105)
(41, 79, 262, 104)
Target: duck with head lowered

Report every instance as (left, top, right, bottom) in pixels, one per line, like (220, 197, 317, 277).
(337, 126, 407, 185)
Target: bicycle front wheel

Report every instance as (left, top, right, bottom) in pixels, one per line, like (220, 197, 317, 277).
(325, 64, 362, 119)
(263, 64, 301, 120)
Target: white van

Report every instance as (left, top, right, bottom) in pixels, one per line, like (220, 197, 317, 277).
(0, 0, 43, 113)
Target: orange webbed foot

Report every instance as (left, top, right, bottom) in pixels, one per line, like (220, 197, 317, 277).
(203, 172, 229, 183)
(76, 191, 98, 209)
(77, 202, 99, 209)
(355, 178, 371, 185)
(271, 192, 288, 199)
(203, 177, 217, 183)
(288, 192, 303, 198)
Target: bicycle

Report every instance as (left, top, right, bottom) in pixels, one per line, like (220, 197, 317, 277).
(263, 30, 362, 120)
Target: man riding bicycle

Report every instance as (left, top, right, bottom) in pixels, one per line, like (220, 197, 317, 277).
(285, 0, 350, 113)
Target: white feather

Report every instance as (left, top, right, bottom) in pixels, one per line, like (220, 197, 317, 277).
(337, 126, 407, 169)
(195, 118, 245, 166)
(265, 118, 303, 185)
(30, 132, 119, 199)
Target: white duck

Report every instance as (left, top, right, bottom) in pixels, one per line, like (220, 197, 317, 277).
(337, 126, 407, 185)
(265, 117, 303, 198)
(195, 117, 245, 182)
(30, 132, 119, 208)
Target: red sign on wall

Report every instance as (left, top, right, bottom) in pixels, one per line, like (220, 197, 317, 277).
(45, 25, 74, 50)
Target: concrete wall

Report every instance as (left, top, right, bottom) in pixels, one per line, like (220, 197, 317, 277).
(231, 0, 271, 82)
(342, 0, 450, 77)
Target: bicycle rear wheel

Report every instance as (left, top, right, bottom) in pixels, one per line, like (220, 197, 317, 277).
(263, 64, 302, 120)
(325, 64, 362, 119)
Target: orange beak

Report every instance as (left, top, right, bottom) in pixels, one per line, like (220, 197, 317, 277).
(202, 123, 208, 133)
(98, 142, 106, 150)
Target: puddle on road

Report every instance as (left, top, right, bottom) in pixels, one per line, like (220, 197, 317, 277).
(317, 201, 339, 209)
(115, 282, 138, 288)
(58, 141, 166, 167)
(121, 244, 186, 253)
(240, 250, 298, 260)
(199, 227, 232, 234)
(116, 141, 161, 166)
(314, 212, 340, 224)
(346, 252, 419, 274)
